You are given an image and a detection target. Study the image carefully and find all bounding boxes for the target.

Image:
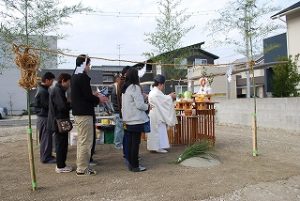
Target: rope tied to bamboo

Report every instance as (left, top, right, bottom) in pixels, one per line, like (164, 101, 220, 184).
(12, 44, 40, 90)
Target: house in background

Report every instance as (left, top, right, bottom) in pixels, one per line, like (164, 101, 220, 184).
(92, 65, 125, 85)
(272, 1, 300, 69)
(40, 65, 125, 95)
(234, 55, 264, 98)
(0, 35, 57, 115)
(263, 33, 288, 96)
(137, 42, 219, 95)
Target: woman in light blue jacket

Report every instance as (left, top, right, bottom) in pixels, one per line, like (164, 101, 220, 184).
(121, 68, 149, 172)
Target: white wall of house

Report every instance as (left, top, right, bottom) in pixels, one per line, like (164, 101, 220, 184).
(239, 69, 264, 79)
(187, 66, 236, 98)
(0, 35, 57, 115)
(0, 68, 27, 114)
(287, 11, 300, 70)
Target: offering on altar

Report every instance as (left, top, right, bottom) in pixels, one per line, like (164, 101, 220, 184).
(175, 97, 193, 110)
(193, 94, 212, 102)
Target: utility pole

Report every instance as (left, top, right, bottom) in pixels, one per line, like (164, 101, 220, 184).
(117, 44, 121, 66)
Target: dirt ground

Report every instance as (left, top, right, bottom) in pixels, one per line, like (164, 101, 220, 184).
(0, 125, 300, 201)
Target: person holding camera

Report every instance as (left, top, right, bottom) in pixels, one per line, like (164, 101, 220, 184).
(71, 54, 108, 176)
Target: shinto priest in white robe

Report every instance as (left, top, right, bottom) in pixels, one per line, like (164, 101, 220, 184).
(147, 86, 177, 151)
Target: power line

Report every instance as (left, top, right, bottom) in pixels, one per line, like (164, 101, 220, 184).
(81, 10, 217, 18)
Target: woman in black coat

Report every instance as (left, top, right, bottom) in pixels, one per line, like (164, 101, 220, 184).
(47, 73, 72, 173)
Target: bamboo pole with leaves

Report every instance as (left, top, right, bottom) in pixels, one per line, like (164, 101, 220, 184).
(24, 0, 37, 191)
(250, 60, 258, 156)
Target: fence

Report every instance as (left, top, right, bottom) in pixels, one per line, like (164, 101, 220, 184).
(215, 97, 300, 131)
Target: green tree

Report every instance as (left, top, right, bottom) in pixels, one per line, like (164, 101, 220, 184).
(144, 0, 194, 80)
(0, 0, 91, 72)
(272, 55, 300, 97)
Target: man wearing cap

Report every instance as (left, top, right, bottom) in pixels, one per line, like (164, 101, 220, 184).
(146, 74, 177, 153)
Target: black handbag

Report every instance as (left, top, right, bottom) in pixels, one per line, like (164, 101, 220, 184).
(56, 119, 73, 133)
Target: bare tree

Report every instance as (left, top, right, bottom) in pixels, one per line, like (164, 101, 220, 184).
(144, 0, 194, 79)
(0, 0, 91, 71)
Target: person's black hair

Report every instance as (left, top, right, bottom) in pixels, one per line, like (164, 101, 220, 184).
(58, 73, 71, 84)
(42, 72, 55, 82)
(121, 66, 131, 76)
(122, 68, 140, 93)
(76, 54, 90, 67)
(152, 80, 160, 87)
(152, 74, 165, 87)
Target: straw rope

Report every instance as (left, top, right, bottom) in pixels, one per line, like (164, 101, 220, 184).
(13, 43, 248, 68)
(12, 44, 40, 90)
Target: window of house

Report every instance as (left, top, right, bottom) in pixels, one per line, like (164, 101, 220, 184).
(103, 75, 114, 83)
(194, 58, 207, 65)
(175, 85, 187, 94)
(174, 58, 187, 69)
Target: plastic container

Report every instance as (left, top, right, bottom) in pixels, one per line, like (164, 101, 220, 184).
(104, 130, 114, 144)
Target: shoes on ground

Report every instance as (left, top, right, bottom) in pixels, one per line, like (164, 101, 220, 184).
(42, 158, 56, 164)
(114, 144, 123, 150)
(55, 166, 73, 173)
(156, 149, 168, 153)
(76, 168, 97, 176)
(130, 165, 147, 172)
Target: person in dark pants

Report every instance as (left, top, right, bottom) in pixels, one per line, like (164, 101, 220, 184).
(89, 113, 96, 165)
(113, 66, 130, 160)
(121, 68, 149, 172)
(47, 73, 73, 173)
(34, 72, 56, 164)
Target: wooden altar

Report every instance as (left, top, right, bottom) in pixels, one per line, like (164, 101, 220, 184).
(168, 98, 216, 145)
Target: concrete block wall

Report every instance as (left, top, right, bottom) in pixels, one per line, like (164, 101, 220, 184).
(215, 97, 300, 131)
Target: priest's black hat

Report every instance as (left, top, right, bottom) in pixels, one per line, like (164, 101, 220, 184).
(153, 74, 166, 84)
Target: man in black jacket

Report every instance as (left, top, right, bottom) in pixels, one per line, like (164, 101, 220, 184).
(35, 72, 56, 163)
(71, 54, 108, 176)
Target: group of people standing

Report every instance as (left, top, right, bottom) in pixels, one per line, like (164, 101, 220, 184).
(35, 54, 177, 175)
(112, 68, 177, 172)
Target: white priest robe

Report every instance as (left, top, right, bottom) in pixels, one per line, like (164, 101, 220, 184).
(147, 87, 177, 151)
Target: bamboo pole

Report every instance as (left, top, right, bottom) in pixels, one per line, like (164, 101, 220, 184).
(25, 0, 37, 190)
(250, 61, 258, 156)
(26, 90, 37, 190)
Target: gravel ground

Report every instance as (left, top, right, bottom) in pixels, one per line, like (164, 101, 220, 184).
(0, 125, 300, 201)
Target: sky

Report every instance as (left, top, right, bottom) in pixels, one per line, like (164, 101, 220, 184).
(57, 0, 298, 68)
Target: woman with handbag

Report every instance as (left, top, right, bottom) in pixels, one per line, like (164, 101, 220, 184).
(121, 68, 150, 172)
(47, 73, 73, 173)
